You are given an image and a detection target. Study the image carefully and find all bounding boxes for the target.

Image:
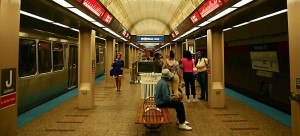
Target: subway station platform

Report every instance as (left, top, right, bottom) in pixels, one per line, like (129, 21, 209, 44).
(17, 71, 291, 136)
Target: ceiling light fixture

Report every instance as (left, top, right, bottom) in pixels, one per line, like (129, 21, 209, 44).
(68, 8, 95, 22)
(208, 8, 237, 22)
(233, 22, 249, 28)
(232, 0, 253, 8)
(250, 9, 287, 23)
(53, 22, 70, 28)
(20, 10, 53, 23)
(52, 0, 73, 8)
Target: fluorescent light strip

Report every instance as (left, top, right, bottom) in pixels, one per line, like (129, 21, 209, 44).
(103, 28, 121, 38)
(52, 0, 73, 8)
(181, 27, 199, 38)
(92, 21, 104, 27)
(172, 37, 181, 41)
(198, 21, 211, 27)
(232, 0, 253, 8)
(120, 37, 128, 41)
(71, 28, 79, 32)
(53, 22, 70, 28)
(68, 8, 95, 22)
(208, 8, 237, 22)
(95, 36, 106, 40)
(250, 9, 287, 23)
(20, 11, 53, 23)
(233, 22, 249, 28)
(223, 28, 232, 31)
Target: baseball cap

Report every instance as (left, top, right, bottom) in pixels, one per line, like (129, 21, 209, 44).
(161, 69, 174, 78)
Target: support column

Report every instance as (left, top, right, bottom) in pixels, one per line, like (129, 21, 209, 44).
(287, 1, 300, 135)
(166, 46, 170, 59)
(0, 0, 20, 135)
(78, 29, 96, 109)
(207, 28, 225, 108)
(186, 39, 196, 54)
(119, 43, 125, 63)
(134, 48, 137, 61)
(175, 42, 183, 60)
(105, 38, 116, 87)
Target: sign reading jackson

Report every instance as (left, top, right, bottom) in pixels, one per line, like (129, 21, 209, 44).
(1, 68, 16, 110)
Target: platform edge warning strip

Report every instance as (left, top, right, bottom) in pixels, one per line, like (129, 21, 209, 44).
(17, 75, 105, 128)
(225, 88, 291, 128)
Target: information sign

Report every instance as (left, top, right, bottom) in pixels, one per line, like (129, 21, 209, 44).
(0, 68, 16, 110)
(102, 12, 113, 24)
(198, 0, 223, 18)
(136, 36, 164, 43)
(82, 0, 105, 18)
(190, 11, 201, 24)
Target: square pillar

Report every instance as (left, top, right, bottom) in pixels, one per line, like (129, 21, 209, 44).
(175, 42, 183, 60)
(0, 0, 20, 135)
(78, 29, 96, 109)
(287, 0, 300, 135)
(105, 38, 116, 87)
(207, 28, 225, 108)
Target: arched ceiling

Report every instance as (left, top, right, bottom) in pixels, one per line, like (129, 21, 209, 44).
(99, 0, 204, 35)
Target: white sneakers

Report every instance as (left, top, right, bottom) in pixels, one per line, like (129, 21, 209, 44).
(186, 98, 199, 103)
(179, 123, 192, 130)
(177, 121, 189, 125)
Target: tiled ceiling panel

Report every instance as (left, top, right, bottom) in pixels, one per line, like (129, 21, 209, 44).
(98, 0, 204, 35)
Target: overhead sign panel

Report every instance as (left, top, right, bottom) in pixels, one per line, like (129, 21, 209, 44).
(136, 36, 164, 43)
(190, 11, 202, 24)
(82, 0, 105, 18)
(198, 0, 223, 18)
(102, 12, 113, 25)
(144, 46, 156, 49)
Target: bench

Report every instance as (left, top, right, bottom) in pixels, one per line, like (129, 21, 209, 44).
(135, 97, 172, 129)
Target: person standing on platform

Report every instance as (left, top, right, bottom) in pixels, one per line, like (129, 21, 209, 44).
(179, 51, 198, 103)
(112, 53, 124, 94)
(163, 50, 181, 97)
(154, 69, 192, 130)
(196, 52, 209, 101)
(153, 53, 162, 73)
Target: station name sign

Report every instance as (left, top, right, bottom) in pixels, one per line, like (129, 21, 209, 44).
(144, 46, 156, 49)
(136, 36, 164, 43)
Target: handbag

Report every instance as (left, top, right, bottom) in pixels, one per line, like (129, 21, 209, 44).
(110, 69, 113, 76)
(192, 59, 198, 75)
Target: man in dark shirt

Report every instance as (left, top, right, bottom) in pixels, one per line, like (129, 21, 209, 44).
(154, 69, 192, 130)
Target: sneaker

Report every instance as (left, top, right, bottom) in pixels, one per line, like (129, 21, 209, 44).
(193, 98, 199, 103)
(186, 99, 190, 103)
(177, 121, 189, 125)
(178, 123, 192, 130)
(118, 91, 122, 94)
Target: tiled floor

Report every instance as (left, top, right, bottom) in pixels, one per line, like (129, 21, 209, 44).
(17, 72, 291, 136)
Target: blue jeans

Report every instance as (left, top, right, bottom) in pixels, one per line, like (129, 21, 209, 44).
(197, 71, 208, 99)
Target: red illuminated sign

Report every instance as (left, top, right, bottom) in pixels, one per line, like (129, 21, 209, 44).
(223, 0, 229, 3)
(174, 28, 179, 36)
(190, 11, 202, 24)
(171, 32, 176, 38)
(102, 12, 113, 24)
(82, 0, 105, 18)
(122, 29, 127, 36)
(0, 93, 16, 109)
(125, 33, 129, 38)
(198, 0, 223, 18)
(77, 0, 83, 3)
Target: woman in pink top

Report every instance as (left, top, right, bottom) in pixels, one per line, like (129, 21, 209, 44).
(179, 51, 198, 103)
